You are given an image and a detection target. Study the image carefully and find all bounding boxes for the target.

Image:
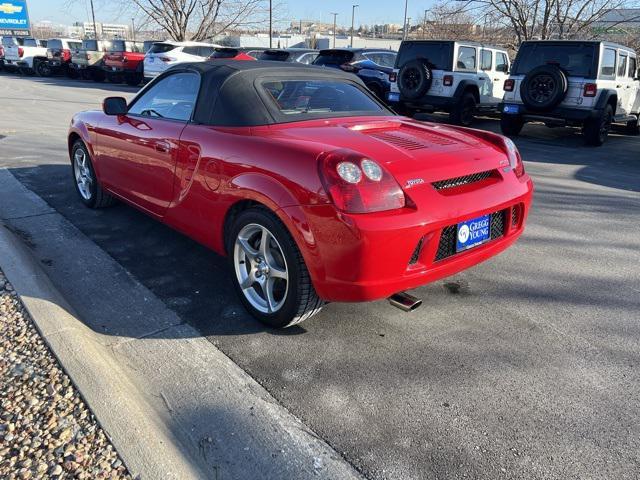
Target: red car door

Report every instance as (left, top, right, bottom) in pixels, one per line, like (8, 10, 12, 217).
(94, 71, 201, 216)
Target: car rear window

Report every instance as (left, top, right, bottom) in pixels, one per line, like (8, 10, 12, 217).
(47, 39, 62, 50)
(512, 43, 597, 78)
(68, 42, 82, 50)
(149, 43, 175, 54)
(313, 50, 355, 66)
(83, 40, 98, 50)
(1, 37, 18, 46)
(109, 40, 126, 52)
(261, 80, 388, 117)
(395, 42, 453, 70)
(259, 50, 291, 61)
(23, 39, 37, 47)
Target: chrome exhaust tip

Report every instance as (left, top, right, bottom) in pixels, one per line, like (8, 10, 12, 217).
(388, 292, 422, 312)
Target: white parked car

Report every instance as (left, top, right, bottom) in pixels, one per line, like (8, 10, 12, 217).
(500, 40, 640, 145)
(388, 40, 511, 126)
(143, 41, 221, 81)
(2, 37, 48, 74)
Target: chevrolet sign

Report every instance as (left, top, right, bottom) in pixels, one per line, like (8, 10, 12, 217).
(0, 0, 29, 30)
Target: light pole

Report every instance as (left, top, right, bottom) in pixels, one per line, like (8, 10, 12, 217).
(350, 5, 358, 48)
(89, 0, 98, 40)
(131, 18, 135, 42)
(402, 0, 409, 40)
(269, 0, 272, 49)
(330, 13, 338, 48)
(423, 9, 428, 39)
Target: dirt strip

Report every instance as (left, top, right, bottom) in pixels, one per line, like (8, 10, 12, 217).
(0, 269, 132, 480)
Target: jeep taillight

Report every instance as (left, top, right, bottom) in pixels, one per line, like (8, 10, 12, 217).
(319, 150, 405, 214)
(583, 83, 597, 97)
(504, 79, 515, 92)
(443, 75, 453, 87)
(389, 72, 397, 82)
(62, 49, 71, 62)
(18, 47, 24, 58)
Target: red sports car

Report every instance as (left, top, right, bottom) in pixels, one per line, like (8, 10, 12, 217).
(68, 62, 533, 328)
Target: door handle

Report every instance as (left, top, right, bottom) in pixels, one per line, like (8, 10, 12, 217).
(154, 141, 171, 153)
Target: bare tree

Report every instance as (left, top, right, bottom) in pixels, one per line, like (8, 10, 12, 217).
(436, 0, 637, 46)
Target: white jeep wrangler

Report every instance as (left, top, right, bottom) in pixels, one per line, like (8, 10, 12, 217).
(388, 40, 511, 126)
(500, 40, 640, 146)
(2, 37, 48, 75)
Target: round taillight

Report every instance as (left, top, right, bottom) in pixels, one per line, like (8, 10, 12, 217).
(361, 159, 383, 182)
(336, 162, 362, 184)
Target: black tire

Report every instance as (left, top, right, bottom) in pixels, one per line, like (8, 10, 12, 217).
(450, 92, 476, 126)
(92, 70, 106, 82)
(67, 68, 79, 79)
(626, 115, 639, 135)
(583, 104, 614, 146)
(70, 140, 116, 208)
(520, 64, 568, 111)
(227, 208, 324, 328)
(125, 72, 142, 87)
(500, 114, 525, 136)
(35, 60, 52, 77)
(80, 69, 92, 80)
(398, 59, 433, 100)
(107, 72, 123, 84)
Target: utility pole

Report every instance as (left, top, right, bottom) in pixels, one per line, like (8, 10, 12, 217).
(131, 18, 135, 42)
(330, 13, 338, 48)
(350, 4, 359, 48)
(269, 0, 273, 48)
(89, 0, 99, 40)
(423, 9, 428, 39)
(402, 0, 409, 41)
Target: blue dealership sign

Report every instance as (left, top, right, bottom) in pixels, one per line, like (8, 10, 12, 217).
(0, 0, 30, 31)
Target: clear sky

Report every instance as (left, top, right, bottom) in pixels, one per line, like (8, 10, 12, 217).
(27, 0, 434, 28)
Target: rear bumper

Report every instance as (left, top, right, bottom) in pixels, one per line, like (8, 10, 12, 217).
(500, 102, 601, 122)
(287, 175, 534, 302)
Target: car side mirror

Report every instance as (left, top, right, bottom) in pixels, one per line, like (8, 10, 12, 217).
(103, 97, 127, 116)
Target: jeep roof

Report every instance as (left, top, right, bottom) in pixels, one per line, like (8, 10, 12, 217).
(395, 40, 508, 69)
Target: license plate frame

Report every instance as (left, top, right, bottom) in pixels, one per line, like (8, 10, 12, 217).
(456, 214, 491, 252)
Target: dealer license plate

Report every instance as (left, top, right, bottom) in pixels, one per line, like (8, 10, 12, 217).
(387, 92, 400, 102)
(503, 104, 520, 114)
(456, 215, 491, 252)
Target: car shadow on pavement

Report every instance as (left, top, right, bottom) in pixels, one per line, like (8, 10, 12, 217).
(8, 163, 309, 339)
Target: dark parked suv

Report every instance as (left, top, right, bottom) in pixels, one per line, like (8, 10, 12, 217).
(312, 48, 397, 100)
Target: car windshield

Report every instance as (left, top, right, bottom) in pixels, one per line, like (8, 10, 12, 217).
(1, 37, 18, 46)
(261, 80, 388, 117)
(109, 40, 126, 52)
(513, 43, 597, 77)
(313, 51, 355, 66)
(149, 43, 175, 54)
(396, 42, 453, 70)
(69, 42, 82, 50)
(259, 50, 290, 61)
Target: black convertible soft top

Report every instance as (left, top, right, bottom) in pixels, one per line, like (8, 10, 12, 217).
(147, 60, 390, 127)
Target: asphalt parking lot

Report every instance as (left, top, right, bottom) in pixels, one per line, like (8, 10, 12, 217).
(1, 72, 639, 479)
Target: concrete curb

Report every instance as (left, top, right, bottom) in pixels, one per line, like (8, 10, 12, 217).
(0, 168, 364, 480)
(0, 222, 204, 479)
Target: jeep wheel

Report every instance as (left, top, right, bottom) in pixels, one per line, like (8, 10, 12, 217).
(450, 92, 476, 126)
(71, 140, 116, 209)
(584, 104, 613, 146)
(500, 115, 525, 136)
(398, 59, 433, 100)
(91, 70, 106, 82)
(520, 64, 568, 111)
(626, 116, 639, 135)
(228, 208, 324, 328)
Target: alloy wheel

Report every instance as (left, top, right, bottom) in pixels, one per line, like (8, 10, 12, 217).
(233, 224, 289, 314)
(73, 148, 93, 201)
(529, 74, 555, 104)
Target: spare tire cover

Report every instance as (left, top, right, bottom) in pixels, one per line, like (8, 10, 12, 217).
(398, 59, 433, 100)
(520, 64, 568, 111)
